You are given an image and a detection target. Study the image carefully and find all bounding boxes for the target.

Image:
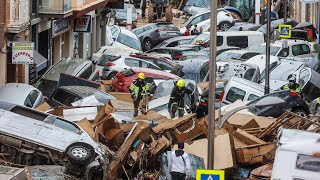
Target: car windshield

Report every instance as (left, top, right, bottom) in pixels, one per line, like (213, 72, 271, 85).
(98, 55, 117, 66)
(192, 33, 210, 44)
(185, 0, 210, 7)
(217, 52, 241, 61)
(117, 32, 141, 51)
(256, 45, 280, 56)
(41, 58, 87, 81)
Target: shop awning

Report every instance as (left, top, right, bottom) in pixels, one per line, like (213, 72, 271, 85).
(33, 50, 48, 73)
(73, 0, 108, 18)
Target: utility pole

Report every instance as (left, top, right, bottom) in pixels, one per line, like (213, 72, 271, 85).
(265, 0, 271, 94)
(284, 0, 287, 24)
(208, 0, 218, 169)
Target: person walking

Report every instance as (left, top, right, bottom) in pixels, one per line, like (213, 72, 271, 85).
(168, 143, 191, 180)
(184, 26, 191, 36)
(168, 79, 193, 118)
(191, 24, 199, 35)
(129, 72, 149, 117)
(140, 0, 147, 19)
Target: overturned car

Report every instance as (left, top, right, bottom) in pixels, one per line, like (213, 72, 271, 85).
(0, 100, 108, 179)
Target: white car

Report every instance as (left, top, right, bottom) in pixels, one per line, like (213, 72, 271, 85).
(180, 9, 235, 33)
(0, 83, 44, 108)
(101, 56, 162, 79)
(92, 25, 142, 62)
(255, 39, 314, 58)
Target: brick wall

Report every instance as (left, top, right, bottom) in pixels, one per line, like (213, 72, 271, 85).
(0, 0, 4, 49)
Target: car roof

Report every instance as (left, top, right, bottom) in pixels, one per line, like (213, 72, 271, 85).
(57, 86, 101, 98)
(178, 59, 208, 72)
(0, 83, 39, 105)
(217, 31, 264, 36)
(262, 39, 310, 47)
(131, 67, 179, 78)
(222, 49, 259, 54)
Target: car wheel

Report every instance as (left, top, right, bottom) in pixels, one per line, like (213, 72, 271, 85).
(219, 22, 232, 31)
(143, 38, 152, 51)
(66, 143, 93, 165)
(293, 109, 308, 117)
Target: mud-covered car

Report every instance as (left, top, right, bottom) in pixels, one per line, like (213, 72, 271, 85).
(0, 100, 108, 179)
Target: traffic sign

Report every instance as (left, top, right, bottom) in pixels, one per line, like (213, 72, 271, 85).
(278, 24, 292, 38)
(196, 169, 225, 180)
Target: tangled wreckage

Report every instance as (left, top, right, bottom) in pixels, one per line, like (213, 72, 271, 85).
(1, 95, 320, 179)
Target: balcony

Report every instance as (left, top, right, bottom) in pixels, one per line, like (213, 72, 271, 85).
(6, 0, 30, 33)
(39, 0, 73, 18)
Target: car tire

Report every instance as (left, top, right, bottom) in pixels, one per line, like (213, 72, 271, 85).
(66, 143, 93, 165)
(219, 21, 232, 31)
(292, 109, 308, 117)
(165, 5, 173, 22)
(142, 38, 153, 51)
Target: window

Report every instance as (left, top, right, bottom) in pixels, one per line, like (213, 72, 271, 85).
(117, 33, 141, 51)
(24, 90, 39, 108)
(79, 65, 93, 79)
(125, 58, 140, 67)
(52, 90, 80, 106)
(278, 48, 289, 57)
(133, 28, 144, 35)
(200, 64, 209, 81)
(111, 26, 119, 38)
(227, 36, 248, 48)
(299, 68, 310, 86)
(157, 61, 173, 70)
(292, 44, 310, 56)
(167, 41, 179, 47)
(243, 69, 256, 80)
(53, 118, 81, 134)
(202, 12, 210, 20)
(98, 55, 117, 66)
(178, 39, 192, 45)
(217, 36, 223, 46)
(248, 94, 259, 101)
(189, 16, 202, 26)
(226, 87, 246, 103)
(144, 25, 154, 31)
(296, 154, 320, 172)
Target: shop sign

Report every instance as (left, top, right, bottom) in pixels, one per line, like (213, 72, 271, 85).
(52, 19, 69, 36)
(74, 15, 92, 33)
(12, 42, 34, 64)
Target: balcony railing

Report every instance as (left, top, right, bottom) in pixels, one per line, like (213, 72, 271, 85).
(39, 0, 72, 14)
(7, 0, 30, 27)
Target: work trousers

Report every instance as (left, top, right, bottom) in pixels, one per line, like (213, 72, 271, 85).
(170, 172, 186, 180)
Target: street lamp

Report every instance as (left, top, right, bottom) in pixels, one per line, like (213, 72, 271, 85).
(218, 97, 285, 129)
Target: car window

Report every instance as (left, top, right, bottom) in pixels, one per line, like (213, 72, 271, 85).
(292, 44, 310, 56)
(278, 48, 289, 57)
(24, 90, 39, 108)
(226, 87, 246, 103)
(227, 36, 249, 48)
(246, 53, 260, 59)
(98, 55, 117, 66)
(144, 25, 154, 31)
(179, 39, 192, 45)
(248, 94, 259, 101)
(111, 26, 120, 39)
(200, 64, 209, 81)
(243, 68, 256, 80)
(296, 154, 320, 172)
(299, 68, 310, 86)
(158, 60, 173, 70)
(117, 32, 141, 51)
(52, 90, 80, 106)
(202, 12, 210, 20)
(167, 41, 179, 47)
(125, 58, 140, 67)
(301, 44, 310, 54)
(189, 15, 202, 26)
(78, 64, 93, 79)
(53, 118, 81, 134)
(133, 28, 144, 35)
(217, 36, 223, 46)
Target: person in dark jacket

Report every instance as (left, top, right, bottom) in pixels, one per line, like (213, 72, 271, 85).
(191, 24, 199, 35)
(129, 72, 149, 116)
(168, 79, 193, 118)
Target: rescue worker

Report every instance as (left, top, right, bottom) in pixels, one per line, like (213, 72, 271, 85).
(168, 143, 191, 180)
(129, 72, 149, 117)
(280, 76, 302, 94)
(168, 79, 193, 118)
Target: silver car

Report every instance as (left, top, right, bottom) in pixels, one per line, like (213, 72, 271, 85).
(0, 100, 108, 179)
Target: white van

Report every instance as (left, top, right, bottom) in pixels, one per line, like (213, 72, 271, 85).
(221, 76, 268, 105)
(192, 31, 265, 49)
(271, 128, 320, 180)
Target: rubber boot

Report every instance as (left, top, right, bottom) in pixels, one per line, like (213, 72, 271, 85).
(134, 108, 139, 117)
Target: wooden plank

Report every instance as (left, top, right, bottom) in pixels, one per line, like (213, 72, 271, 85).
(234, 128, 266, 145)
(109, 92, 133, 103)
(236, 143, 276, 164)
(76, 118, 95, 140)
(35, 102, 51, 112)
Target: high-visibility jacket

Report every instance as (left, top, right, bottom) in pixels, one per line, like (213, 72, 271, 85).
(129, 80, 149, 98)
(282, 84, 302, 94)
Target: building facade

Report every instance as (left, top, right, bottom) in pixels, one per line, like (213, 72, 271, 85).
(0, 0, 113, 86)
